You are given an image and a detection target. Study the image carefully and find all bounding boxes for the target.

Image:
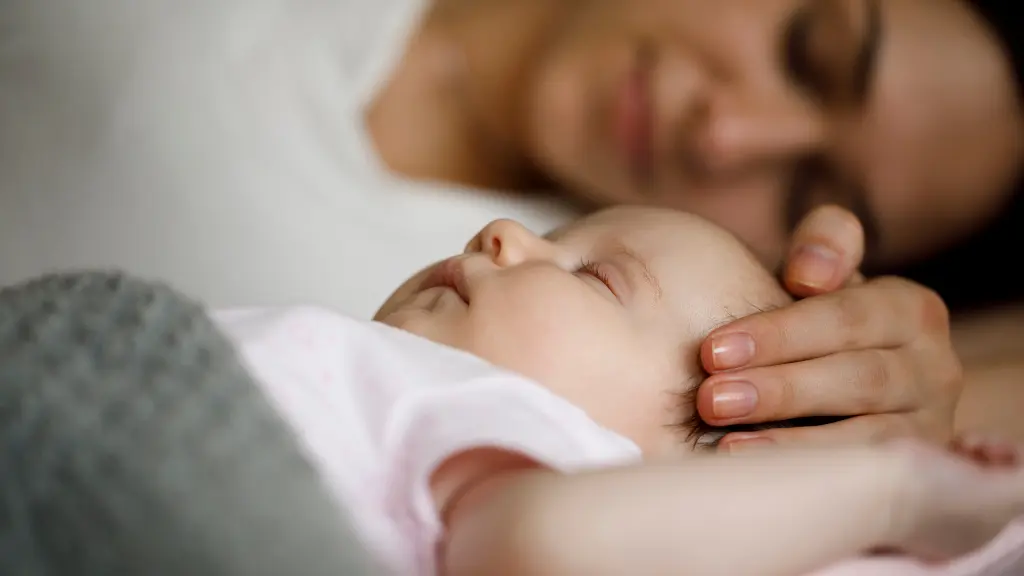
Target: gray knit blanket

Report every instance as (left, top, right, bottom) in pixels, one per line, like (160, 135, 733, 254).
(0, 272, 377, 576)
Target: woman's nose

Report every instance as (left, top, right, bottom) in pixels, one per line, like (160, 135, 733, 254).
(464, 219, 549, 267)
(685, 97, 826, 179)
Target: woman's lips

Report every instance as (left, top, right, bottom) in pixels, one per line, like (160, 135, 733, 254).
(418, 257, 470, 305)
(615, 48, 655, 184)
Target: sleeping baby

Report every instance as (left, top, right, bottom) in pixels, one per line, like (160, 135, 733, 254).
(214, 206, 1024, 575)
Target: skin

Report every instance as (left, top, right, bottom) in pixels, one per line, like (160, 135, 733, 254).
(951, 304, 1024, 441)
(376, 206, 790, 457)
(370, 0, 1017, 445)
(433, 438, 1024, 575)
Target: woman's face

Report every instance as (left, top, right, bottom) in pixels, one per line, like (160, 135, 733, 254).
(519, 0, 1022, 268)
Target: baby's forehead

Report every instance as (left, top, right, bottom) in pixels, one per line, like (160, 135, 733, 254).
(549, 208, 757, 264)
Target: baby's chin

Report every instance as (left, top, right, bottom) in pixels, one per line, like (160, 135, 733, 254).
(374, 296, 439, 333)
(375, 290, 471, 352)
(372, 286, 407, 322)
(373, 265, 439, 322)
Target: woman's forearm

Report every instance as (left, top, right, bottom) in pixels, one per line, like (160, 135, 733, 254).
(952, 303, 1024, 365)
(443, 448, 906, 576)
(951, 305, 1024, 442)
(956, 357, 1024, 442)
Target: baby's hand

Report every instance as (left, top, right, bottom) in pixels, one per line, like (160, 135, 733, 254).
(888, 434, 1024, 562)
(948, 434, 1020, 468)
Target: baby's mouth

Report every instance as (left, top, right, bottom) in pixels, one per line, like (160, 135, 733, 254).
(419, 258, 471, 305)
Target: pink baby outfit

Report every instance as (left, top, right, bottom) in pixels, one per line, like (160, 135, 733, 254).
(213, 307, 1024, 576)
(214, 307, 641, 575)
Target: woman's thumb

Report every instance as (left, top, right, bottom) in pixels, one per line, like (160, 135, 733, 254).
(783, 204, 866, 298)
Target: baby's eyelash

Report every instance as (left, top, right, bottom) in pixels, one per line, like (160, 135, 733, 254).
(577, 259, 612, 288)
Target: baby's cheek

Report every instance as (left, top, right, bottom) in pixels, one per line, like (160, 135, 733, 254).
(592, 360, 679, 454)
(477, 295, 621, 371)
(459, 311, 599, 388)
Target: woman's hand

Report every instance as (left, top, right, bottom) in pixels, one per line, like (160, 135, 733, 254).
(695, 205, 964, 450)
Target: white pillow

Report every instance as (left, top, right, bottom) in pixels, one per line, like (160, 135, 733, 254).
(0, 0, 575, 318)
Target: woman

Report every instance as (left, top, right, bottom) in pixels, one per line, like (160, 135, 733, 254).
(0, 0, 1020, 445)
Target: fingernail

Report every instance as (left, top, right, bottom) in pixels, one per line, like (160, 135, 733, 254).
(725, 437, 775, 453)
(711, 380, 759, 419)
(793, 245, 840, 289)
(710, 333, 755, 370)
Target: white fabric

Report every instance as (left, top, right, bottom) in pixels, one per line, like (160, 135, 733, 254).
(213, 307, 641, 575)
(0, 0, 576, 318)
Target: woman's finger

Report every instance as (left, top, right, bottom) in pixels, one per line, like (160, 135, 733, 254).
(783, 205, 866, 298)
(700, 276, 949, 372)
(718, 413, 917, 451)
(696, 348, 919, 426)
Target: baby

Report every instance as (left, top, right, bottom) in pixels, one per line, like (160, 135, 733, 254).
(216, 206, 1024, 575)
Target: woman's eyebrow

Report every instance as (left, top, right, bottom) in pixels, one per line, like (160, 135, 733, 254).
(609, 242, 663, 301)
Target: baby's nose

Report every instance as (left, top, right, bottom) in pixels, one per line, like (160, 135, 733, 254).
(466, 219, 549, 267)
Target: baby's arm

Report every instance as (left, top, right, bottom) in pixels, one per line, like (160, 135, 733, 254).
(440, 446, 908, 576)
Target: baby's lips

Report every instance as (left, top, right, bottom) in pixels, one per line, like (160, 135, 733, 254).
(419, 256, 472, 304)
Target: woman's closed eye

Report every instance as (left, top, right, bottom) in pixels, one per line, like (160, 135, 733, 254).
(782, 0, 880, 106)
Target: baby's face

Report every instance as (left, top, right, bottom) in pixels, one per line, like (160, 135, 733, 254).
(376, 207, 789, 458)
